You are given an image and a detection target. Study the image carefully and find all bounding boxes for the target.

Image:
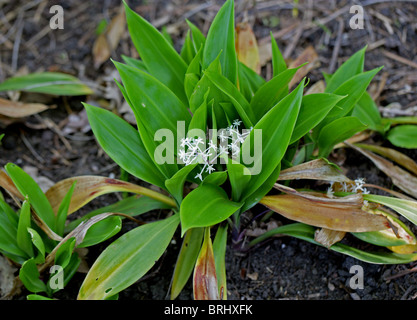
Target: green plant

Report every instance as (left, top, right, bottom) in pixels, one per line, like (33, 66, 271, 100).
(59, 0, 417, 301)
(3, 0, 415, 301)
(0, 164, 145, 299)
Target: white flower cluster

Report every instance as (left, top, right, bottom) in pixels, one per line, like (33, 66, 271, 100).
(178, 120, 252, 181)
(327, 178, 370, 197)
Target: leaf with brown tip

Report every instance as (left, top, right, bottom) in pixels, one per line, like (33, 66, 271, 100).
(278, 158, 351, 183)
(45, 176, 176, 215)
(260, 193, 390, 232)
(355, 143, 417, 176)
(235, 22, 260, 74)
(348, 142, 417, 199)
(193, 227, 219, 300)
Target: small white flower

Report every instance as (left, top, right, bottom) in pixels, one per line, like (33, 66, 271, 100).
(233, 119, 242, 127)
(206, 164, 215, 174)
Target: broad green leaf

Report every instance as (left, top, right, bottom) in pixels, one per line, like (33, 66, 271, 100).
(202, 171, 228, 186)
(290, 93, 345, 144)
(212, 223, 228, 300)
(180, 184, 242, 236)
(241, 164, 281, 213)
(66, 195, 170, 232)
(249, 223, 417, 264)
(204, 70, 255, 128)
(115, 80, 177, 179)
(188, 90, 208, 133)
(17, 200, 34, 257)
(203, 0, 237, 84)
(270, 32, 287, 77)
(121, 55, 148, 73)
(53, 252, 80, 293)
(170, 228, 204, 300)
(325, 46, 366, 93)
(250, 67, 300, 122)
(324, 67, 382, 121)
(227, 159, 251, 202)
(193, 227, 218, 300)
(0, 197, 18, 224)
(318, 116, 367, 158)
(5, 163, 55, 230)
(114, 61, 191, 137)
(189, 56, 229, 129)
(387, 125, 417, 149)
(77, 216, 122, 248)
(180, 30, 195, 65)
(54, 237, 76, 269)
(241, 80, 305, 199)
(84, 104, 166, 189)
(184, 46, 204, 101)
(237, 62, 266, 101)
(363, 194, 417, 226)
(161, 26, 174, 47)
(0, 72, 93, 96)
(28, 228, 45, 264)
(45, 175, 176, 216)
(186, 19, 206, 52)
(124, 1, 188, 103)
(20, 258, 47, 293)
(78, 214, 179, 300)
(165, 164, 198, 205)
(55, 182, 76, 236)
(0, 201, 27, 261)
(351, 92, 386, 133)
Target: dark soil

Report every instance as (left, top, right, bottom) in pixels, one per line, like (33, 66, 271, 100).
(1, 0, 417, 301)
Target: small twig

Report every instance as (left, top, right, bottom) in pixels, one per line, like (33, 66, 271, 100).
(11, 15, 23, 73)
(328, 18, 344, 74)
(382, 50, 417, 70)
(20, 130, 46, 164)
(283, 23, 303, 59)
(384, 265, 417, 281)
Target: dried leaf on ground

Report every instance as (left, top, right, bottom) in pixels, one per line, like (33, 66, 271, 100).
(347, 143, 417, 199)
(288, 45, 320, 88)
(45, 175, 175, 215)
(261, 191, 390, 232)
(93, 8, 126, 69)
(235, 22, 261, 74)
(0, 97, 48, 120)
(278, 158, 351, 183)
(314, 228, 346, 248)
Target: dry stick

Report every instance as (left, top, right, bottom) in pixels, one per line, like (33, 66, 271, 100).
(283, 23, 304, 60)
(328, 18, 344, 74)
(20, 130, 46, 164)
(11, 14, 23, 73)
(382, 50, 417, 70)
(303, 5, 351, 38)
(384, 265, 417, 281)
